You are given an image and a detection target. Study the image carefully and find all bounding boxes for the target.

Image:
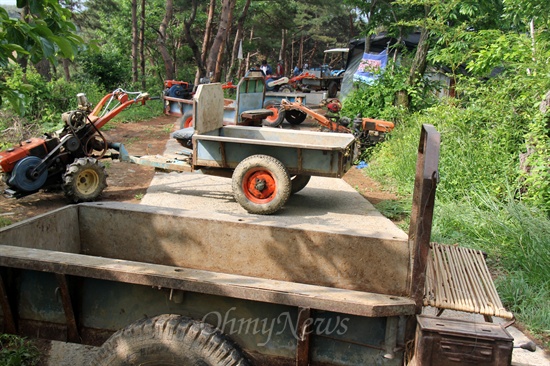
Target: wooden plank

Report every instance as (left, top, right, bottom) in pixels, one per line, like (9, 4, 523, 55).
(55, 274, 80, 343)
(0, 270, 16, 334)
(127, 155, 193, 172)
(0, 245, 415, 318)
(296, 307, 311, 366)
(408, 125, 440, 312)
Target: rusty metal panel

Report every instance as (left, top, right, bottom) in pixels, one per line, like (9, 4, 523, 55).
(408, 124, 440, 311)
(55, 274, 80, 343)
(4, 271, 407, 365)
(194, 125, 356, 177)
(296, 308, 312, 365)
(193, 84, 224, 135)
(0, 270, 16, 333)
(0, 245, 415, 318)
(414, 315, 513, 366)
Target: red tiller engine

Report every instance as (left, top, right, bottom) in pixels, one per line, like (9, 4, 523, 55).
(0, 138, 51, 173)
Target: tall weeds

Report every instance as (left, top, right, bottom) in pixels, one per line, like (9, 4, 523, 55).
(354, 59, 550, 346)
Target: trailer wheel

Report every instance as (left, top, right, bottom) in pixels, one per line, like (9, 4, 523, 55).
(232, 154, 291, 214)
(178, 111, 194, 128)
(327, 81, 339, 98)
(285, 110, 307, 125)
(291, 175, 311, 194)
(90, 314, 250, 366)
(262, 100, 285, 127)
(62, 158, 107, 203)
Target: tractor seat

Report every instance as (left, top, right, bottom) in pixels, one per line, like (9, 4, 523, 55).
(171, 127, 195, 149)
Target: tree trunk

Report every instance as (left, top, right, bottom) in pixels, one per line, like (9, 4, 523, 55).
(279, 29, 286, 75)
(158, 0, 175, 80)
(206, 0, 232, 81)
(214, 0, 236, 82)
(299, 34, 304, 68)
(364, 34, 372, 54)
(62, 59, 71, 82)
(34, 59, 51, 81)
(140, 0, 146, 88)
(195, 0, 216, 84)
(408, 27, 429, 86)
(183, 0, 204, 83)
(226, 0, 251, 82)
(131, 0, 138, 83)
(206, 0, 235, 82)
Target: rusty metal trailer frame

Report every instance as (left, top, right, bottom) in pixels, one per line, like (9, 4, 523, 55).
(120, 84, 357, 215)
(0, 124, 512, 365)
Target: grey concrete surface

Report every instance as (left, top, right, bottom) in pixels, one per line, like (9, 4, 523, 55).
(140, 171, 405, 239)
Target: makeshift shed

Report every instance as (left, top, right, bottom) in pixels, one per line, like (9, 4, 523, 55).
(341, 33, 421, 98)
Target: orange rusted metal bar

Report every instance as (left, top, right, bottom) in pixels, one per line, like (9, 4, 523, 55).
(93, 93, 149, 130)
(280, 100, 350, 133)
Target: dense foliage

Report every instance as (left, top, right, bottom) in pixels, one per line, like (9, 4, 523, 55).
(354, 19, 549, 344)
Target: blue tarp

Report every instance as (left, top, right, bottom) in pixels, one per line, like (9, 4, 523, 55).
(353, 50, 388, 84)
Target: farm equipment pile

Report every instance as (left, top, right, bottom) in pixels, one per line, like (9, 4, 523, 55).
(264, 97, 395, 151)
(0, 89, 151, 202)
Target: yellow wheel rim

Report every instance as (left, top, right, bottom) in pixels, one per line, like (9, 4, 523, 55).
(76, 169, 100, 195)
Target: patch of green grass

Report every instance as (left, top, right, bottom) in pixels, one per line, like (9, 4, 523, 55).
(496, 273, 550, 347)
(134, 193, 144, 200)
(0, 334, 40, 366)
(375, 199, 411, 231)
(101, 99, 164, 131)
(0, 217, 13, 228)
(124, 137, 140, 146)
(111, 99, 164, 124)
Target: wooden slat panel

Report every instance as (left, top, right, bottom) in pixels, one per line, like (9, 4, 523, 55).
(423, 243, 513, 319)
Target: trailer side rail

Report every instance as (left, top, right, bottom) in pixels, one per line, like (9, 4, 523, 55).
(0, 245, 415, 319)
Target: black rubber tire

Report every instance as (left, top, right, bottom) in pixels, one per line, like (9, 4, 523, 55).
(178, 111, 194, 129)
(285, 110, 307, 125)
(291, 175, 311, 194)
(327, 81, 339, 98)
(62, 157, 108, 203)
(232, 154, 291, 214)
(279, 84, 294, 93)
(89, 314, 250, 366)
(262, 100, 285, 127)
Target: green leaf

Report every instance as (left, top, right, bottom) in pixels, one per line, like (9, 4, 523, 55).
(50, 35, 73, 58)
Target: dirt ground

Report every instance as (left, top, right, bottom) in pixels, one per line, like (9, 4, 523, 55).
(0, 115, 397, 225)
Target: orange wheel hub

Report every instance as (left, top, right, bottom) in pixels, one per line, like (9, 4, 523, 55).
(264, 107, 279, 123)
(184, 116, 194, 128)
(242, 169, 276, 203)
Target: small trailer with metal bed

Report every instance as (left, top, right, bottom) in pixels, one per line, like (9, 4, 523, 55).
(120, 83, 357, 215)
